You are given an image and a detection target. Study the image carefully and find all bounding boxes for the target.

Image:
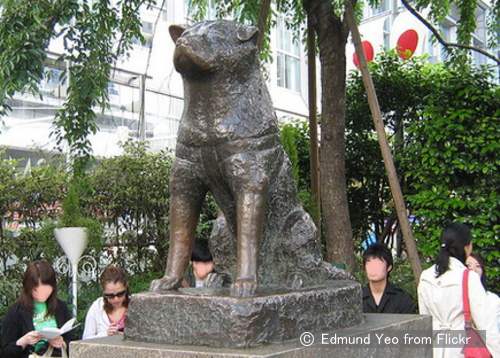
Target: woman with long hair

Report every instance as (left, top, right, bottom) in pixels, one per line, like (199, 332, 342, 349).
(82, 265, 129, 339)
(1, 260, 72, 358)
(418, 223, 499, 357)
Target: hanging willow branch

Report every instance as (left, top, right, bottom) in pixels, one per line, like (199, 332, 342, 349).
(400, 0, 500, 65)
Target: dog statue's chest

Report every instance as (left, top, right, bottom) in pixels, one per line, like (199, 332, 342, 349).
(177, 111, 274, 147)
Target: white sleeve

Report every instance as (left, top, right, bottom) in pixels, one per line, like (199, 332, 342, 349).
(417, 280, 430, 315)
(490, 292, 500, 333)
(468, 271, 500, 356)
(82, 299, 108, 340)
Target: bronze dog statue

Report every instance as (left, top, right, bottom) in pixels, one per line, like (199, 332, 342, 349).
(150, 20, 350, 297)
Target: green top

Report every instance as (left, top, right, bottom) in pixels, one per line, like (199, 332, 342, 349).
(32, 301, 57, 352)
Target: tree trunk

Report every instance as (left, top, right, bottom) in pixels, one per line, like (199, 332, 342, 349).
(256, 0, 272, 51)
(306, 15, 321, 229)
(304, 0, 355, 271)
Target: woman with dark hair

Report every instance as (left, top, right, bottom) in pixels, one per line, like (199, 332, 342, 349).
(1, 260, 72, 358)
(466, 252, 500, 331)
(418, 223, 499, 358)
(82, 266, 129, 339)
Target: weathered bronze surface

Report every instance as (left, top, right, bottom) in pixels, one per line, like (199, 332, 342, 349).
(129, 282, 363, 347)
(150, 20, 352, 297)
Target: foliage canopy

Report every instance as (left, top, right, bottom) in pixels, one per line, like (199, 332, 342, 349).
(0, 0, 154, 166)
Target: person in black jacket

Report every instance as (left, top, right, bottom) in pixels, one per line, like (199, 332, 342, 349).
(1, 260, 72, 358)
(362, 243, 416, 314)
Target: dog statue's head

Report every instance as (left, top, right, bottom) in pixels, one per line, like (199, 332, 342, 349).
(169, 20, 259, 77)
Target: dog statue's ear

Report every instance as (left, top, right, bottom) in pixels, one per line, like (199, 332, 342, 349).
(237, 25, 259, 43)
(169, 24, 186, 43)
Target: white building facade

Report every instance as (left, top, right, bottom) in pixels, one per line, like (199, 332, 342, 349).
(1, 0, 496, 162)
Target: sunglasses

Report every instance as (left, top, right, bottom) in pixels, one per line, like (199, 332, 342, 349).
(103, 290, 127, 299)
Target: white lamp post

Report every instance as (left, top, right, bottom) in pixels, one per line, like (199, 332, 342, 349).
(54, 227, 88, 317)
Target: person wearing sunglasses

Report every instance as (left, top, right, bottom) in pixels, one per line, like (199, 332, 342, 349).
(82, 266, 129, 339)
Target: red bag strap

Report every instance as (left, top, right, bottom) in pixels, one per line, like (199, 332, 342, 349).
(462, 269, 472, 325)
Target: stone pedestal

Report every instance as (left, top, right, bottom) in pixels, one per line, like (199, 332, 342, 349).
(125, 280, 362, 347)
(70, 314, 432, 358)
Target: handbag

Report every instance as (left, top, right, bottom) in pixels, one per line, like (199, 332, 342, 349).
(462, 269, 492, 358)
(28, 341, 69, 358)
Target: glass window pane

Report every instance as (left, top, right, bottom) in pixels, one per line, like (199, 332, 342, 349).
(383, 18, 390, 50)
(142, 22, 153, 34)
(283, 55, 301, 92)
(284, 27, 291, 53)
(474, 7, 486, 42)
(277, 53, 285, 88)
(473, 38, 486, 66)
(292, 57, 301, 92)
(277, 17, 284, 51)
(285, 55, 292, 89)
(426, 31, 436, 63)
(292, 38, 300, 57)
(440, 25, 450, 61)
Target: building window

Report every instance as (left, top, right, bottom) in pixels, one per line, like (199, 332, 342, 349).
(107, 82, 119, 96)
(41, 68, 64, 97)
(362, 2, 371, 19)
(132, 21, 154, 49)
(142, 21, 153, 35)
(185, 0, 217, 21)
(165, 0, 180, 22)
(449, 4, 461, 21)
(471, 6, 487, 66)
(426, 31, 437, 63)
(474, 6, 487, 41)
(383, 18, 391, 50)
(362, 0, 390, 19)
(44, 68, 63, 88)
(132, 36, 153, 48)
(276, 16, 301, 92)
(440, 24, 452, 61)
(472, 40, 487, 66)
(372, 0, 389, 15)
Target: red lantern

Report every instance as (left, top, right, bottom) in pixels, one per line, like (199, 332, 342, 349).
(353, 40, 374, 68)
(397, 30, 418, 59)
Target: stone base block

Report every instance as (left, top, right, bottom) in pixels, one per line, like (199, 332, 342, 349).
(124, 280, 362, 347)
(70, 314, 432, 358)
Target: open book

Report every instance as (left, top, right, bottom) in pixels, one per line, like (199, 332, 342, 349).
(37, 318, 80, 340)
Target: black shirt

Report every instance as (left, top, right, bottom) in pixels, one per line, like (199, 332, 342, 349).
(363, 282, 417, 314)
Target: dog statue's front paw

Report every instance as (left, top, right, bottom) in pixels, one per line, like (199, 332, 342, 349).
(150, 276, 182, 292)
(230, 278, 257, 297)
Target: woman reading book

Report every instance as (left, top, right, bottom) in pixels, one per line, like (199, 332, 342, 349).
(1, 260, 72, 358)
(82, 265, 129, 339)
